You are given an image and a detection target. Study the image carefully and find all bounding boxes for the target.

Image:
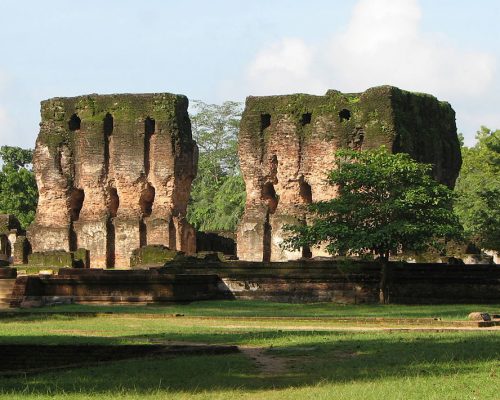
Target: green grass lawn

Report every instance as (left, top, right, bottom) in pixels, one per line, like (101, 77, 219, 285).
(0, 301, 499, 399)
(3, 300, 500, 319)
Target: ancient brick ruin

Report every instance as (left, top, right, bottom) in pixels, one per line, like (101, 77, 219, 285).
(23, 86, 463, 267)
(0, 214, 28, 265)
(237, 86, 462, 262)
(28, 93, 198, 268)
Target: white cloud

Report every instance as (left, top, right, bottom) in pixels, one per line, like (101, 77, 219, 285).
(242, 0, 496, 101)
(328, 0, 495, 98)
(245, 38, 324, 95)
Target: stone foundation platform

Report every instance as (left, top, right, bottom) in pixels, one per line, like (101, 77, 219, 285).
(9, 269, 221, 306)
(4, 261, 500, 307)
(166, 260, 500, 304)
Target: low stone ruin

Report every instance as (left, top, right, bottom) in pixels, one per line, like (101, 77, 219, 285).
(237, 86, 462, 261)
(0, 214, 28, 265)
(27, 93, 198, 268)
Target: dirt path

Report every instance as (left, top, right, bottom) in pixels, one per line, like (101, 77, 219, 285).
(153, 340, 290, 375)
(239, 346, 289, 375)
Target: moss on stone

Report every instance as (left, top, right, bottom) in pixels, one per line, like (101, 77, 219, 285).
(241, 87, 395, 146)
(239, 85, 460, 186)
(13, 235, 29, 264)
(28, 251, 73, 268)
(73, 248, 90, 268)
(27, 249, 90, 268)
(39, 93, 187, 141)
(36, 92, 194, 193)
(130, 245, 181, 267)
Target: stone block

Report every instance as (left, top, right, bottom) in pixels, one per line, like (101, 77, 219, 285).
(13, 235, 30, 265)
(468, 312, 492, 321)
(28, 251, 73, 267)
(0, 267, 17, 279)
(130, 245, 180, 267)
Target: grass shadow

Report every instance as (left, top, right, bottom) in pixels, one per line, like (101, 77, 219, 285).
(0, 330, 498, 395)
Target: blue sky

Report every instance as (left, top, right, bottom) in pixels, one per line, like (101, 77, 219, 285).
(1, 0, 499, 148)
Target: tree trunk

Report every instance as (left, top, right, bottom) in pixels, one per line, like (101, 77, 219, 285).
(379, 253, 391, 304)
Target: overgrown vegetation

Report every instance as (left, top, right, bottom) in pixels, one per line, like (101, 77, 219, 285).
(0, 146, 38, 228)
(282, 147, 463, 302)
(454, 126, 500, 252)
(187, 100, 246, 232)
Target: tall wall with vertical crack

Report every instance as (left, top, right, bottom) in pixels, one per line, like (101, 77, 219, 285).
(28, 93, 198, 268)
(237, 86, 462, 262)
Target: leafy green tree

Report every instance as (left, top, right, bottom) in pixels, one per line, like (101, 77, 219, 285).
(454, 127, 500, 251)
(187, 101, 246, 231)
(282, 147, 462, 303)
(0, 146, 38, 228)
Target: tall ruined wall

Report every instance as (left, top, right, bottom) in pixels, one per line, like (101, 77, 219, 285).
(28, 93, 198, 268)
(237, 85, 461, 262)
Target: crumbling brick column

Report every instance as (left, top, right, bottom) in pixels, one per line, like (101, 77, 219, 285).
(28, 93, 198, 268)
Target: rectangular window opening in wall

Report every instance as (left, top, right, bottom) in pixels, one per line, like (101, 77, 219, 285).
(103, 113, 113, 177)
(139, 184, 155, 217)
(106, 218, 115, 268)
(144, 117, 155, 176)
(139, 219, 147, 247)
(169, 219, 176, 250)
(70, 188, 85, 221)
(68, 114, 81, 131)
(301, 113, 312, 126)
(260, 114, 271, 131)
(108, 187, 119, 218)
(263, 215, 272, 262)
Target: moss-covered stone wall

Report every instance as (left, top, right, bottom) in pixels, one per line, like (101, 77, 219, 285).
(130, 245, 180, 267)
(28, 249, 90, 268)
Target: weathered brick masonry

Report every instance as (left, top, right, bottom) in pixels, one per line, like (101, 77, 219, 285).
(237, 86, 462, 261)
(6, 262, 499, 306)
(28, 93, 198, 268)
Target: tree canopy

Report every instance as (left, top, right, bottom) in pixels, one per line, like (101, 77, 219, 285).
(187, 100, 246, 232)
(454, 127, 500, 251)
(0, 146, 38, 228)
(282, 147, 463, 261)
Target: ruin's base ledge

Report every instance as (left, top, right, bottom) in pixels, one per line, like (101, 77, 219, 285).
(2, 261, 499, 307)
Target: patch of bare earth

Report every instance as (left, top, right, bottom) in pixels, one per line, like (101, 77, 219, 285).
(239, 346, 289, 375)
(238, 347, 359, 375)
